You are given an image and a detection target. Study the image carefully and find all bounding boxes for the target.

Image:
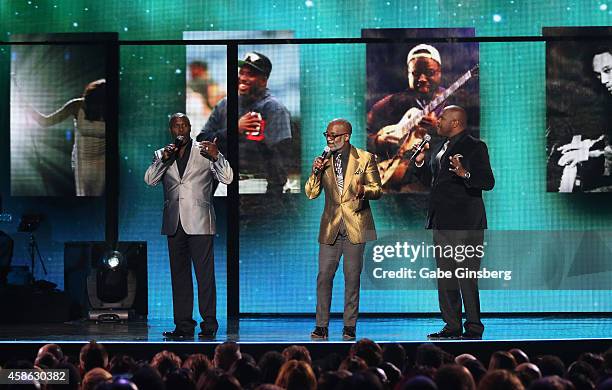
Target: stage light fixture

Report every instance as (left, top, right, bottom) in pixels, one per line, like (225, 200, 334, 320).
(87, 249, 137, 322)
(103, 250, 123, 269)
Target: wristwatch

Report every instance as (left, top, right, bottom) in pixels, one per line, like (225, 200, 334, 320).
(463, 171, 471, 180)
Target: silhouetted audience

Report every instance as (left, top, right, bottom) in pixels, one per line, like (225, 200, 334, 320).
(4, 338, 611, 390)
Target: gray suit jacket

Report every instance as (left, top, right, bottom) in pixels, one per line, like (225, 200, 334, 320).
(144, 142, 233, 235)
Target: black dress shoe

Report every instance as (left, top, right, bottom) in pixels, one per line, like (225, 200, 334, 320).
(310, 326, 328, 339)
(461, 332, 483, 340)
(342, 326, 356, 340)
(198, 329, 217, 339)
(427, 329, 461, 339)
(162, 329, 194, 340)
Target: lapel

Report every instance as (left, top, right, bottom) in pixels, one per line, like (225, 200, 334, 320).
(341, 145, 359, 202)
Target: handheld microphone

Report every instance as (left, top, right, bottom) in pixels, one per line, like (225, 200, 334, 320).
(155, 135, 188, 161)
(173, 135, 187, 148)
(313, 146, 332, 175)
(408, 135, 431, 162)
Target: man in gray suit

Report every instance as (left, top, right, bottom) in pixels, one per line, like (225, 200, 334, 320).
(145, 113, 233, 340)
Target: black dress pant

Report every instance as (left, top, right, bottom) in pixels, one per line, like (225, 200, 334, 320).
(167, 222, 217, 333)
(433, 229, 484, 336)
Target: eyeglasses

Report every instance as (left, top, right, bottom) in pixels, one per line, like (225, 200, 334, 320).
(323, 132, 349, 139)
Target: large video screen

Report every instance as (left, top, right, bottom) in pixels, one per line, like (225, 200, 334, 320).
(10, 37, 109, 197)
(238, 38, 612, 314)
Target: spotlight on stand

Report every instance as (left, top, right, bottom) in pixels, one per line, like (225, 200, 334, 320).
(87, 249, 137, 322)
(64, 242, 147, 323)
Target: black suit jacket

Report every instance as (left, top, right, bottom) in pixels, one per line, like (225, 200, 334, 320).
(419, 132, 495, 230)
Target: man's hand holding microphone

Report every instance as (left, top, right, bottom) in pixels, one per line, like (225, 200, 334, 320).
(312, 146, 332, 177)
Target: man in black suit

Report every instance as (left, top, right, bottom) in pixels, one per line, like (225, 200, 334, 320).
(414, 105, 494, 339)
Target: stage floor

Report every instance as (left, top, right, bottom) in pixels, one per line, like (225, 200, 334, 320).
(0, 316, 611, 344)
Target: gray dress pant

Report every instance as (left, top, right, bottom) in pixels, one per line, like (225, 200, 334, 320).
(316, 225, 366, 328)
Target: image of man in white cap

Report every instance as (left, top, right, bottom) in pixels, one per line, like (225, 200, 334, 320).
(367, 43, 450, 192)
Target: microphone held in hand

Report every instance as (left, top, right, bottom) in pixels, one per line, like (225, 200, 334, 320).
(173, 135, 188, 148)
(314, 146, 332, 175)
(408, 134, 431, 162)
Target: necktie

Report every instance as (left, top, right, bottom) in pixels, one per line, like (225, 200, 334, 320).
(435, 140, 449, 175)
(334, 153, 344, 194)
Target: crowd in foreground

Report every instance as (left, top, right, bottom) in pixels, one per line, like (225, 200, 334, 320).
(2, 339, 612, 390)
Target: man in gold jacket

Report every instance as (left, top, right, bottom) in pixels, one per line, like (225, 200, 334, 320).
(306, 118, 382, 340)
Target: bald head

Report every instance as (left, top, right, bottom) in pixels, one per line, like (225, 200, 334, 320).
(444, 105, 467, 128)
(328, 118, 352, 135)
(437, 105, 467, 137)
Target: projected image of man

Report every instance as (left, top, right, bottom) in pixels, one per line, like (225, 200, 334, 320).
(554, 48, 612, 192)
(367, 44, 447, 192)
(198, 51, 292, 194)
(145, 113, 233, 340)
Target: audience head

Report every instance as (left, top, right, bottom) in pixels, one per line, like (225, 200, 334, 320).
(275, 360, 317, 390)
(96, 377, 138, 390)
(399, 375, 438, 390)
(578, 353, 604, 371)
(509, 349, 530, 365)
(463, 359, 488, 385)
(456, 354, 478, 365)
(35, 352, 59, 369)
(81, 367, 112, 390)
(282, 345, 312, 365)
(435, 364, 476, 390)
(380, 361, 402, 388)
(37, 344, 64, 363)
(150, 350, 182, 379)
(529, 375, 574, 390)
(535, 355, 567, 378)
(477, 369, 524, 390)
(489, 351, 517, 371)
(339, 355, 368, 373)
(79, 341, 109, 373)
(165, 367, 195, 390)
(258, 351, 287, 385)
(108, 354, 137, 376)
(515, 362, 542, 388)
(336, 370, 383, 390)
(318, 371, 347, 390)
(416, 343, 445, 369)
(214, 341, 242, 371)
(198, 369, 242, 390)
(229, 357, 262, 389)
(182, 353, 211, 383)
(350, 338, 383, 367)
(131, 364, 165, 390)
(383, 343, 407, 372)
